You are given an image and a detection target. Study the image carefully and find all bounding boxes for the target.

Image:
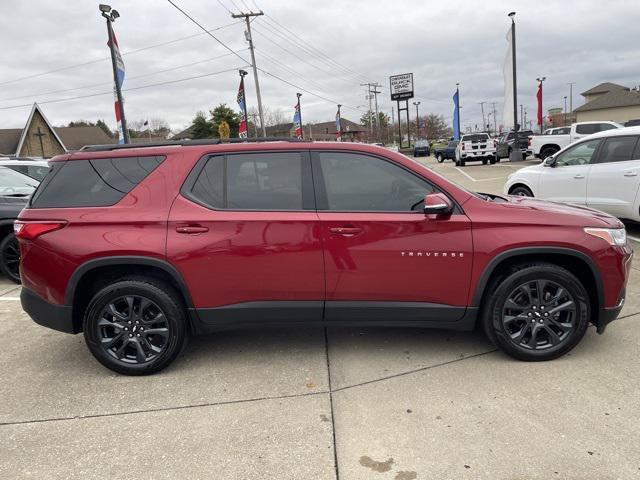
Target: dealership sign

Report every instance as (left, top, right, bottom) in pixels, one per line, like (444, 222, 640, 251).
(389, 73, 414, 101)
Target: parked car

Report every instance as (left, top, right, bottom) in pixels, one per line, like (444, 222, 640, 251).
(433, 141, 457, 163)
(495, 130, 534, 161)
(530, 121, 622, 159)
(455, 133, 496, 166)
(18, 139, 631, 375)
(506, 126, 640, 221)
(0, 166, 39, 283)
(0, 159, 50, 181)
(413, 140, 430, 157)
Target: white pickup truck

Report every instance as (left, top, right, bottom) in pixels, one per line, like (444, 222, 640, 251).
(454, 133, 496, 166)
(530, 121, 622, 159)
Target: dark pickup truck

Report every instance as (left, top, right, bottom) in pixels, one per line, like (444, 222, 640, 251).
(495, 130, 533, 161)
(433, 141, 458, 163)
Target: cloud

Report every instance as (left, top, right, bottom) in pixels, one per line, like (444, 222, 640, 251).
(1, 0, 638, 133)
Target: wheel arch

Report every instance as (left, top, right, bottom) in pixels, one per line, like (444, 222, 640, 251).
(472, 247, 604, 327)
(65, 256, 195, 333)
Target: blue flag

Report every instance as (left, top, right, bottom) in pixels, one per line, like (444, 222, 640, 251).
(452, 90, 460, 141)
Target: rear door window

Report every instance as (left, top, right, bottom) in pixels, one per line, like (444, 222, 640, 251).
(597, 136, 639, 163)
(30, 156, 165, 208)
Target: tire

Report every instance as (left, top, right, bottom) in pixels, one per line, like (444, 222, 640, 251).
(481, 263, 590, 361)
(436, 154, 444, 163)
(482, 158, 488, 165)
(0, 233, 21, 284)
(456, 158, 465, 167)
(540, 146, 559, 160)
(509, 185, 533, 197)
(489, 155, 496, 165)
(83, 278, 188, 375)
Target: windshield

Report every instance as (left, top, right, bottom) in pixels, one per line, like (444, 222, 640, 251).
(0, 166, 39, 196)
(415, 140, 429, 147)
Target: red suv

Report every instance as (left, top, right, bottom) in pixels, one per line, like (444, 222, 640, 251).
(17, 140, 632, 375)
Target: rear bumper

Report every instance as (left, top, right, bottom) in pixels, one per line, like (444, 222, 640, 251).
(21, 287, 76, 334)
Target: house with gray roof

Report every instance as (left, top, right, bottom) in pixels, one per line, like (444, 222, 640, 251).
(575, 82, 640, 124)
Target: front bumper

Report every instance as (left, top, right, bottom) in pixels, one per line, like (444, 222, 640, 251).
(21, 287, 76, 334)
(597, 299, 624, 334)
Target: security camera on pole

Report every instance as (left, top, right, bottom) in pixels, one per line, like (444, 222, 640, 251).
(100, 4, 128, 144)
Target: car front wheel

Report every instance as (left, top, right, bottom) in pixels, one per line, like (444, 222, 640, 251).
(436, 154, 444, 163)
(482, 264, 590, 361)
(510, 185, 533, 197)
(83, 278, 188, 375)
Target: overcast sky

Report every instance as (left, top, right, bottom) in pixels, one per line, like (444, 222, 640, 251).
(1, 0, 639, 134)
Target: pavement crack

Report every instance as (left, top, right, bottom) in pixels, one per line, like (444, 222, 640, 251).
(332, 349, 498, 393)
(324, 327, 340, 480)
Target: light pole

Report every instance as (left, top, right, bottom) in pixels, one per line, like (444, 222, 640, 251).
(536, 76, 546, 133)
(564, 96, 567, 125)
(508, 12, 522, 162)
(413, 101, 421, 139)
(567, 82, 575, 124)
(100, 4, 128, 144)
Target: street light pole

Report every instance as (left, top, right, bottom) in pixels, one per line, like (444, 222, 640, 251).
(101, 4, 129, 144)
(479, 101, 486, 132)
(508, 11, 522, 162)
(568, 82, 575, 125)
(413, 101, 421, 139)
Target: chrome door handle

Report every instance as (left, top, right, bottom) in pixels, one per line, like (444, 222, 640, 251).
(329, 226, 363, 237)
(176, 225, 209, 234)
(573, 174, 584, 179)
(624, 172, 638, 177)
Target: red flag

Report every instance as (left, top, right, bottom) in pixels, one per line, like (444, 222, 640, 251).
(237, 77, 247, 138)
(536, 83, 543, 126)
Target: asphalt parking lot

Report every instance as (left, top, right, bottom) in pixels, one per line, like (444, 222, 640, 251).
(1, 156, 639, 479)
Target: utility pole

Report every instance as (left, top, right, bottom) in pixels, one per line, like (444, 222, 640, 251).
(479, 101, 486, 133)
(100, 4, 129, 144)
(567, 82, 575, 124)
(564, 96, 568, 126)
(491, 102, 497, 135)
(508, 12, 522, 162)
(520, 104, 524, 129)
(413, 101, 421, 139)
(360, 84, 373, 139)
(372, 83, 381, 142)
(232, 10, 266, 136)
(391, 106, 396, 144)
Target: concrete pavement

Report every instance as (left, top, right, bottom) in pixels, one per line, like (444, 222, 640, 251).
(1, 155, 639, 479)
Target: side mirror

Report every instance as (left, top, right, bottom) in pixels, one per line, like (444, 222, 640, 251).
(544, 155, 556, 167)
(423, 192, 453, 216)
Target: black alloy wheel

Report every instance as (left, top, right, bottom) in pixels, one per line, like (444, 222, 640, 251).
(96, 295, 169, 364)
(502, 279, 576, 351)
(84, 279, 187, 375)
(0, 233, 21, 284)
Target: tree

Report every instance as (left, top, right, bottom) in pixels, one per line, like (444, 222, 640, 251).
(128, 117, 171, 139)
(218, 120, 230, 139)
(422, 113, 452, 139)
(210, 104, 240, 137)
(190, 111, 215, 139)
(96, 119, 113, 138)
(360, 111, 390, 128)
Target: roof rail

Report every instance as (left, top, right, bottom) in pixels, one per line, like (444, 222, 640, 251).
(80, 137, 306, 152)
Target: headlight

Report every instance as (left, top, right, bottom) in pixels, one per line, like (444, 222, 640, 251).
(584, 227, 627, 246)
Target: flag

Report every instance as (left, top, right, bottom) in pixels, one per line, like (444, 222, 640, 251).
(452, 90, 460, 141)
(237, 77, 248, 138)
(536, 83, 543, 127)
(108, 31, 126, 144)
(502, 27, 514, 130)
(142, 119, 150, 131)
(293, 103, 302, 139)
(335, 108, 342, 142)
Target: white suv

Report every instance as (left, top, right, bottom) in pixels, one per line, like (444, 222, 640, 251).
(505, 126, 640, 221)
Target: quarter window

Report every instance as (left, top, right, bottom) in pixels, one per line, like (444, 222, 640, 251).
(317, 152, 435, 211)
(597, 136, 639, 163)
(188, 153, 304, 210)
(554, 139, 602, 167)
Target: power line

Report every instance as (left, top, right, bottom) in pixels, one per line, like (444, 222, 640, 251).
(0, 66, 248, 111)
(166, 0, 250, 64)
(0, 50, 246, 103)
(0, 21, 241, 88)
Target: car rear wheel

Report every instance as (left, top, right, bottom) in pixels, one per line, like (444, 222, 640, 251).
(0, 233, 21, 284)
(482, 158, 488, 165)
(83, 278, 188, 375)
(509, 185, 533, 197)
(436, 154, 444, 163)
(482, 264, 590, 361)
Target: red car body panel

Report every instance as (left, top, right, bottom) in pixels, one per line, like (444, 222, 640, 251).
(17, 141, 632, 334)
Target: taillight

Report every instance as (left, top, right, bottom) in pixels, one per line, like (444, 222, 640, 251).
(493, 139, 497, 148)
(14, 221, 66, 241)
(528, 137, 532, 147)
(461, 143, 465, 151)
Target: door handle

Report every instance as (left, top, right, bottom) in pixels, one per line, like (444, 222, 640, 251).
(176, 225, 209, 234)
(624, 171, 638, 177)
(329, 226, 363, 237)
(573, 174, 584, 179)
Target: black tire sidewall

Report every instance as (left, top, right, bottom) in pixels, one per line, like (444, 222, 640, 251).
(437, 154, 444, 163)
(83, 280, 187, 375)
(483, 265, 590, 361)
(511, 186, 533, 197)
(0, 233, 21, 284)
